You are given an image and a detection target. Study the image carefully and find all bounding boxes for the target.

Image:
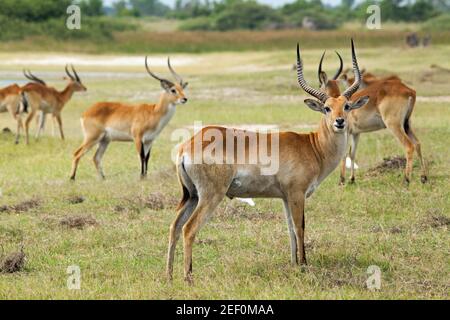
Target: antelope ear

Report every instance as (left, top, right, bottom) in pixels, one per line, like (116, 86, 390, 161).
(319, 71, 328, 86)
(182, 82, 189, 89)
(160, 80, 173, 91)
(304, 99, 324, 113)
(350, 95, 370, 110)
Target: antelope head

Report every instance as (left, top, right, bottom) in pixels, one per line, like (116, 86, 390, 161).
(296, 39, 369, 133)
(145, 56, 188, 105)
(65, 65, 87, 92)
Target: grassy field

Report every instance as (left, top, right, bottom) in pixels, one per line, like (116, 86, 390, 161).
(1, 23, 450, 54)
(0, 45, 449, 299)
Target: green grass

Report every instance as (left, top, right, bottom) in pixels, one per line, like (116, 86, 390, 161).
(0, 47, 449, 299)
(1, 27, 450, 54)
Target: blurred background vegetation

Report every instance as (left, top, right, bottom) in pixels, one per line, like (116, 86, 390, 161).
(0, 0, 449, 53)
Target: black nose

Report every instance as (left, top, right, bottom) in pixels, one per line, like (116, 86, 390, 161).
(336, 118, 344, 125)
(181, 98, 188, 103)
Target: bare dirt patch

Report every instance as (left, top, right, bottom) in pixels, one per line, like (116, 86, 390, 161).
(60, 215, 98, 230)
(67, 195, 85, 205)
(0, 246, 26, 273)
(366, 156, 406, 177)
(139, 192, 178, 211)
(421, 212, 450, 229)
(0, 199, 40, 213)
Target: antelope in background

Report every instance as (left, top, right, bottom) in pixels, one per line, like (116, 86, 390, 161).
(0, 83, 24, 144)
(318, 53, 427, 184)
(69, 57, 188, 180)
(22, 65, 86, 144)
(166, 40, 369, 283)
(339, 67, 401, 89)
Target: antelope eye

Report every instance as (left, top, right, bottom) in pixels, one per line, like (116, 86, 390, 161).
(171, 88, 177, 94)
(324, 106, 331, 113)
(344, 104, 351, 111)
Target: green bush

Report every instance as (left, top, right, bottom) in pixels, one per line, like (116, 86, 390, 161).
(422, 14, 450, 31)
(179, 17, 213, 31)
(0, 15, 136, 41)
(0, 0, 72, 22)
(214, 1, 283, 31)
(287, 10, 341, 30)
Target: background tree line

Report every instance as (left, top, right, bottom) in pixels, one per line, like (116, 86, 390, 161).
(0, 0, 449, 42)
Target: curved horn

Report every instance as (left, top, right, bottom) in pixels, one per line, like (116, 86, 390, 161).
(333, 51, 343, 80)
(145, 56, 164, 82)
(297, 43, 329, 103)
(71, 64, 81, 82)
(167, 57, 183, 85)
(24, 69, 46, 86)
(65, 64, 74, 80)
(318, 51, 326, 85)
(342, 39, 362, 99)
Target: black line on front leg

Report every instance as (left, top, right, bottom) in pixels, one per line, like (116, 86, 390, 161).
(140, 143, 146, 177)
(144, 148, 151, 176)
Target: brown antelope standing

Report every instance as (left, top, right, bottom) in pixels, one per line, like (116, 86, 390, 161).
(318, 53, 427, 184)
(23, 69, 56, 137)
(69, 57, 188, 180)
(0, 84, 24, 144)
(22, 65, 86, 144)
(166, 40, 370, 283)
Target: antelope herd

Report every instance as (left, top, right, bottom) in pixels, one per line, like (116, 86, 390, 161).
(0, 40, 429, 283)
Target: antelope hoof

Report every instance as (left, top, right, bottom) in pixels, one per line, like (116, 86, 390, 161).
(349, 177, 355, 184)
(184, 274, 194, 285)
(339, 177, 345, 186)
(421, 175, 428, 184)
(404, 177, 410, 186)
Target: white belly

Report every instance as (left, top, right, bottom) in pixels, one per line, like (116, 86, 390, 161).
(105, 127, 133, 141)
(226, 168, 283, 198)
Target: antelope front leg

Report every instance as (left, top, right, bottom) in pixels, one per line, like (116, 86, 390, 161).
(283, 199, 298, 265)
(286, 193, 307, 266)
(24, 109, 36, 145)
(349, 133, 360, 184)
(133, 136, 145, 179)
(339, 156, 346, 185)
(15, 117, 24, 144)
(55, 114, 65, 141)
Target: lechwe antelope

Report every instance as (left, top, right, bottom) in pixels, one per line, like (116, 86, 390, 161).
(166, 40, 370, 283)
(22, 65, 86, 144)
(0, 83, 25, 144)
(69, 57, 188, 180)
(318, 53, 427, 184)
(338, 67, 401, 89)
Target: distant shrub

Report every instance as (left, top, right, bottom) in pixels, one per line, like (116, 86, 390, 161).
(286, 10, 341, 30)
(214, 1, 283, 31)
(0, 16, 136, 41)
(179, 17, 213, 31)
(422, 14, 450, 31)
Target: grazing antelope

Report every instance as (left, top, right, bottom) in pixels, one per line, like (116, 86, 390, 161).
(69, 57, 188, 180)
(166, 40, 370, 283)
(318, 53, 427, 184)
(0, 84, 24, 144)
(22, 65, 86, 144)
